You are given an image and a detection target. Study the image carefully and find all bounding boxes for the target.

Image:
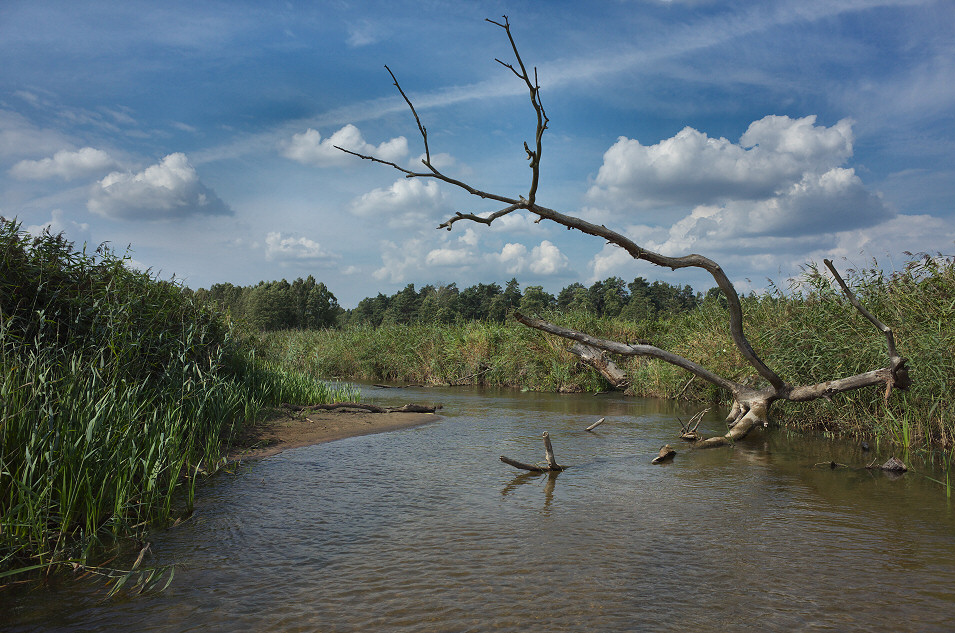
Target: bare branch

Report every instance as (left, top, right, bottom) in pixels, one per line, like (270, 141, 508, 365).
(486, 16, 548, 205)
(823, 259, 911, 398)
(514, 312, 741, 394)
(522, 202, 785, 390)
(824, 259, 902, 362)
(384, 65, 432, 167)
(437, 204, 522, 231)
(500, 431, 564, 472)
(334, 145, 428, 178)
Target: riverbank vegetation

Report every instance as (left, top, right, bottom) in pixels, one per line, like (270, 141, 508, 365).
(198, 275, 700, 329)
(255, 252, 954, 451)
(0, 218, 358, 579)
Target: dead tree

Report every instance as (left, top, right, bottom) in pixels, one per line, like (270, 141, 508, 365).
(339, 16, 911, 448)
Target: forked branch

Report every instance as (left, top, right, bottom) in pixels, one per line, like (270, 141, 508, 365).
(341, 17, 912, 449)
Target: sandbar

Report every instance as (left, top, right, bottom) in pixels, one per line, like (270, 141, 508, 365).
(228, 409, 440, 461)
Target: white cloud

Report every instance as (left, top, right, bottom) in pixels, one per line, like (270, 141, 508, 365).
(457, 227, 480, 247)
(425, 246, 475, 267)
(494, 240, 570, 276)
(630, 167, 892, 260)
(87, 153, 232, 220)
(588, 115, 855, 216)
(374, 235, 570, 285)
(282, 124, 408, 167)
(529, 240, 570, 275)
(374, 237, 429, 283)
(497, 242, 528, 275)
(11, 147, 119, 180)
(583, 114, 894, 268)
(264, 231, 340, 263)
(349, 178, 451, 228)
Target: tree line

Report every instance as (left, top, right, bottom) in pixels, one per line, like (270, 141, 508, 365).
(195, 276, 343, 331)
(197, 275, 706, 331)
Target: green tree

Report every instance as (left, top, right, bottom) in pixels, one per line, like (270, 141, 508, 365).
(518, 285, 555, 315)
(557, 282, 586, 311)
(382, 283, 421, 324)
(460, 282, 502, 320)
(304, 281, 341, 328)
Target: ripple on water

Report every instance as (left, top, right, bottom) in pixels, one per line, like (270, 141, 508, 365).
(5, 387, 955, 632)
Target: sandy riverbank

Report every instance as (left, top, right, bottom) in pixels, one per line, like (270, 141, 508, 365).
(228, 409, 440, 461)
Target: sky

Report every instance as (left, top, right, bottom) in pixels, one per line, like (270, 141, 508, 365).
(2, 0, 954, 307)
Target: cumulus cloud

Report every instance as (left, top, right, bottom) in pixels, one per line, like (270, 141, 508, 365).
(374, 237, 430, 283)
(374, 233, 570, 284)
(349, 178, 451, 228)
(425, 246, 474, 267)
(494, 240, 570, 276)
(87, 153, 232, 220)
(624, 167, 891, 259)
(264, 232, 340, 264)
(282, 124, 408, 167)
(588, 115, 855, 215)
(584, 114, 895, 267)
(11, 147, 119, 180)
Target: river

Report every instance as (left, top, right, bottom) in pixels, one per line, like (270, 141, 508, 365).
(5, 385, 955, 632)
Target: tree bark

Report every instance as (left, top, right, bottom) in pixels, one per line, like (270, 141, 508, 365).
(568, 342, 629, 389)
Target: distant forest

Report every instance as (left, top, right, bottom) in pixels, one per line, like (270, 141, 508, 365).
(194, 275, 709, 331)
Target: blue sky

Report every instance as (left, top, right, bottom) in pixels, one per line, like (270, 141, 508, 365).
(2, 0, 953, 307)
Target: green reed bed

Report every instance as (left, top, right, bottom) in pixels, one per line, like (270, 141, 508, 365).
(0, 219, 357, 579)
(257, 309, 668, 396)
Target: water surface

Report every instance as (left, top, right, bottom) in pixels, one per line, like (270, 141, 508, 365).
(6, 386, 954, 632)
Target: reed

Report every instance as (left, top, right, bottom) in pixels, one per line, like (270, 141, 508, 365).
(0, 219, 357, 579)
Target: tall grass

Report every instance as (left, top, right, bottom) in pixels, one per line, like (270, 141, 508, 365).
(261, 252, 955, 450)
(0, 218, 357, 578)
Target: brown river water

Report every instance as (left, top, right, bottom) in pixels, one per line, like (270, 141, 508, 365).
(4, 386, 955, 632)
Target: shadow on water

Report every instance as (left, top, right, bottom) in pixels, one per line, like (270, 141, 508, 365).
(5, 384, 955, 632)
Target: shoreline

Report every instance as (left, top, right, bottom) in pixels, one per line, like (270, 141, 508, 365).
(228, 409, 440, 460)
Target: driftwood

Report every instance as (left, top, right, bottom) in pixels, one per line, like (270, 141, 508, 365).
(808, 456, 909, 473)
(651, 445, 676, 464)
(372, 384, 427, 389)
(501, 431, 565, 472)
(341, 16, 913, 451)
(585, 417, 606, 432)
(281, 402, 440, 414)
(868, 456, 908, 472)
(678, 409, 708, 441)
